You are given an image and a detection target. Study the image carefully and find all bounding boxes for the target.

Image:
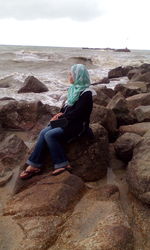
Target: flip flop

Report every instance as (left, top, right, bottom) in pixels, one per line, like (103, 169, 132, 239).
(51, 168, 66, 176)
(20, 169, 41, 179)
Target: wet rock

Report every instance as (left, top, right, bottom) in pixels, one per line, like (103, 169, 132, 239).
(18, 76, 49, 93)
(50, 185, 134, 250)
(127, 136, 150, 204)
(134, 105, 150, 122)
(107, 92, 134, 126)
(119, 122, 150, 136)
(114, 133, 142, 163)
(0, 134, 28, 170)
(91, 104, 117, 135)
(127, 68, 140, 80)
(126, 93, 150, 110)
(0, 99, 58, 131)
(108, 66, 133, 78)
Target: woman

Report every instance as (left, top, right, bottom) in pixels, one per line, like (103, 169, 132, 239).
(20, 64, 93, 178)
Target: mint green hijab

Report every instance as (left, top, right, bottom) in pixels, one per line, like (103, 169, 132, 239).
(67, 64, 91, 106)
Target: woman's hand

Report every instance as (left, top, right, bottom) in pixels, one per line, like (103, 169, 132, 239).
(50, 112, 63, 121)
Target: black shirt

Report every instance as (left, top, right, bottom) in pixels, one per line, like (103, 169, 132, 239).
(60, 91, 93, 140)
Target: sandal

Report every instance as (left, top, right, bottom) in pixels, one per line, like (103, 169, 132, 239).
(52, 165, 72, 176)
(20, 168, 41, 179)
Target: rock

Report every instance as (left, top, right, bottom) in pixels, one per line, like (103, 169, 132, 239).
(119, 122, 150, 136)
(127, 136, 150, 204)
(91, 104, 117, 135)
(109, 144, 126, 170)
(67, 123, 109, 181)
(0, 171, 13, 186)
(50, 185, 134, 250)
(114, 133, 142, 163)
(0, 134, 28, 170)
(107, 92, 134, 126)
(93, 87, 111, 106)
(127, 69, 139, 80)
(18, 76, 49, 93)
(114, 83, 141, 97)
(108, 66, 133, 78)
(115, 48, 131, 52)
(100, 86, 115, 98)
(131, 71, 150, 83)
(4, 172, 84, 217)
(126, 93, 150, 110)
(134, 105, 150, 122)
(0, 100, 59, 131)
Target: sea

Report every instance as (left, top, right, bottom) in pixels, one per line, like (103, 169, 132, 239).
(0, 45, 150, 107)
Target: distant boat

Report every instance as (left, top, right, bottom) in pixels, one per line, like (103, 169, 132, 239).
(114, 47, 131, 52)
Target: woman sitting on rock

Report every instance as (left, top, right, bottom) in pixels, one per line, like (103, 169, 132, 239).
(20, 64, 93, 178)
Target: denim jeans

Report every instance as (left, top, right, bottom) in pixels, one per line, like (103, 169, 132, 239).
(27, 126, 69, 169)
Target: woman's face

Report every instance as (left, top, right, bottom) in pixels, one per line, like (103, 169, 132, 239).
(68, 72, 74, 84)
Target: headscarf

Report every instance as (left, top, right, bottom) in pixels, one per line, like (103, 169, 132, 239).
(67, 64, 91, 106)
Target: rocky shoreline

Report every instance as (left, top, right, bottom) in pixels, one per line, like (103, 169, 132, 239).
(0, 64, 150, 250)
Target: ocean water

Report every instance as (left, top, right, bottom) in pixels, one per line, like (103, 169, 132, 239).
(0, 45, 150, 106)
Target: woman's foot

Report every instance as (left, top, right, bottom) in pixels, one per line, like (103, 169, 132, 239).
(52, 165, 72, 176)
(20, 165, 41, 179)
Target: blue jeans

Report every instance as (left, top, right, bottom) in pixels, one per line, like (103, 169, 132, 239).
(27, 126, 69, 169)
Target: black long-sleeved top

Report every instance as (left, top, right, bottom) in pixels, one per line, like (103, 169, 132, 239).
(60, 91, 93, 140)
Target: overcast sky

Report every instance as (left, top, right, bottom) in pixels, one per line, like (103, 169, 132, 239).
(0, 0, 150, 49)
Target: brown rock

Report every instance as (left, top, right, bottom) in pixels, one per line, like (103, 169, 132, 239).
(126, 93, 150, 110)
(18, 76, 48, 93)
(0, 171, 13, 186)
(114, 83, 141, 97)
(0, 100, 58, 131)
(91, 104, 117, 134)
(119, 122, 150, 136)
(67, 123, 109, 181)
(108, 66, 133, 78)
(127, 136, 150, 204)
(50, 186, 133, 250)
(109, 144, 126, 170)
(93, 87, 111, 106)
(134, 105, 150, 122)
(131, 71, 150, 83)
(114, 133, 142, 163)
(4, 172, 84, 217)
(107, 92, 134, 126)
(0, 134, 28, 170)
(101, 86, 115, 98)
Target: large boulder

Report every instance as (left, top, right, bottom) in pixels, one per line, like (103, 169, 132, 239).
(67, 123, 109, 181)
(3, 172, 85, 249)
(18, 76, 49, 93)
(119, 122, 150, 136)
(0, 100, 59, 131)
(126, 93, 150, 110)
(50, 185, 134, 250)
(114, 133, 142, 163)
(91, 104, 117, 138)
(108, 66, 133, 78)
(127, 136, 150, 204)
(107, 92, 134, 126)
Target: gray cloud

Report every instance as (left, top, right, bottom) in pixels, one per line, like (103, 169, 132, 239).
(0, 0, 102, 21)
